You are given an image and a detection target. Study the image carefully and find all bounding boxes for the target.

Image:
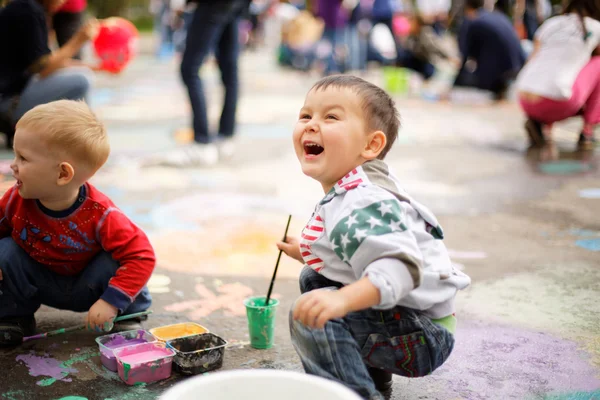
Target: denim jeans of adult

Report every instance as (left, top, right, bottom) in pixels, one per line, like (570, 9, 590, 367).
(180, 0, 246, 144)
(322, 27, 348, 75)
(0, 238, 151, 320)
(290, 267, 455, 400)
(0, 67, 92, 125)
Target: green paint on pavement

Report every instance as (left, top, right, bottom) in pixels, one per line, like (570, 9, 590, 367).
(56, 397, 88, 400)
(544, 390, 600, 400)
(2, 391, 25, 400)
(538, 160, 592, 175)
(37, 378, 57, 386)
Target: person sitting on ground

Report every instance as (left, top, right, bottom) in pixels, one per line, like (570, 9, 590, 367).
(397, 15, 458, 80)
(453, 0, 526, 100)
(0, 100, 155, 347)
(516, 0, 600, 151)
(279, 10, 325, 71)
(0, 0, 97, 148)
(277, 75, 471, 399)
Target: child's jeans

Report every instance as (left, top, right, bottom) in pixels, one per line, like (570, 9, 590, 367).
(290, 267, 455, 400)
(0, 238, 152, 320)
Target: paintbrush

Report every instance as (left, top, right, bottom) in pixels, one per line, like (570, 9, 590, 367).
(22, 310, 153, 342)
(265, 214, 292, 306)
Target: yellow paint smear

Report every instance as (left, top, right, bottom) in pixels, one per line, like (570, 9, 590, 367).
(150, 323, 208, 341)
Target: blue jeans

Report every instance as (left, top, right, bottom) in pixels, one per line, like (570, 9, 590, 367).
(321, 27, 349, 75)
(0, 67, 91, 124)
(290, 267, 455, 400)
(180, 0, 246, 144)
(0, 238, 151, 319)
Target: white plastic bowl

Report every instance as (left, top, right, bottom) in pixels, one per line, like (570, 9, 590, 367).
(159, 369, 362, 400)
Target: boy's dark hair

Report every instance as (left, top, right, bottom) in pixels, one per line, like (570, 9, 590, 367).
(563, 0, 600, 40)
(311, 75, 400, 160)
(465, 0, 485, 10)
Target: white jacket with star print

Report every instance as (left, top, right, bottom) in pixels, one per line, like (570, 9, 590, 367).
(299, 159, 471, 319)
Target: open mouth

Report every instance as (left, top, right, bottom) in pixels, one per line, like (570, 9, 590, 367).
(303, 141, 324, 157)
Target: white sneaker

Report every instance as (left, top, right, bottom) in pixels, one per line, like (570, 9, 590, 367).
(218, 137, 236, 160)
(146, 143, 219, 167)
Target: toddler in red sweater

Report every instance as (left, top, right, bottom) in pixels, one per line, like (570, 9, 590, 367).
(0, 100, 155, 346)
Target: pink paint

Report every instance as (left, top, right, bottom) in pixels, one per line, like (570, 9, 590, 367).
(114, 342, 175, 385)
(16, 353, 76, 385)
(118, 349, 171, 364)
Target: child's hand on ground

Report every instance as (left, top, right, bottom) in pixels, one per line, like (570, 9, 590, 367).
(277, 236, 304, 263)
(87, 299, 118, 332)
(293, 290, 349, 329)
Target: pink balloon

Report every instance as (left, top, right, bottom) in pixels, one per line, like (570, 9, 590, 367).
(392, 16, 411, 37)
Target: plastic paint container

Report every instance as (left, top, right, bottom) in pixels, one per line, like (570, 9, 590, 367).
(149, 322, 209, 342)
(96, 330, 157, 372)
(167, 333, 228, 375)
(159, 369, 363, 400)
(244, 296, 279, 349)
(114, 342, 175, 385)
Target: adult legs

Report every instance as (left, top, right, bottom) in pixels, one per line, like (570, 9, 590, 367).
(14, 68, 92, 121)
(180, 3, 232, 144)
(214, 12, 241, 139)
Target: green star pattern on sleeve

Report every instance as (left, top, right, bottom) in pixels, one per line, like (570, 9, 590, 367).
(330, 200, 407, 263)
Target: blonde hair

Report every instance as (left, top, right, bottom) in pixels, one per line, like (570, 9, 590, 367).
(17, 100, 110, 172)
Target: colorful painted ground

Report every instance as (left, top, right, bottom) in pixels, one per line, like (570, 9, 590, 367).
(0, 44, 599, 400)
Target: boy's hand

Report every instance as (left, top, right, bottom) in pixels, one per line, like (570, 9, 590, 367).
(276, 236, 304, 263)
(87, 299, 118, 332)
(293, 290, 349, 329)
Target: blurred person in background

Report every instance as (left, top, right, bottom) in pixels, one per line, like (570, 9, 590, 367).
(161, 0, 249, 167)
(453, 0, 525, 100)
(516, 0, 600, 150)
(0, 0, 97, 148)
(52, 0, 88, 60)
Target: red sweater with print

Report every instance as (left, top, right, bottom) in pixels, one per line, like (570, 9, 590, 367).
(0, 183, 155, 312)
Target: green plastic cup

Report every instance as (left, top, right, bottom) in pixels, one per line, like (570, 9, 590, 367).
(243, 296, 279, 349)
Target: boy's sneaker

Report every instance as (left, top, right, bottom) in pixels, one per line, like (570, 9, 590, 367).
(367, 367, 393, 392)
(0, 315, 36, 347)
(577, 132, 596, 151)
(525, 119, 545, 148)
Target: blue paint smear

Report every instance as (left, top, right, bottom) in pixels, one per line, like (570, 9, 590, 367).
(575, 238, 600, 252)
(538, 160, 592, 175)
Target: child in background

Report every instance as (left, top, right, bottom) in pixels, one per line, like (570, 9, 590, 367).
(0, 100, 154, 347)
(279, 10, 325, 71)
(278, 75, 470, 399)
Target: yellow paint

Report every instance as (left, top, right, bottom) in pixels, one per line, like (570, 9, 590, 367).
(149, 323, 209, 342)
(173, 128, 193, 144)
